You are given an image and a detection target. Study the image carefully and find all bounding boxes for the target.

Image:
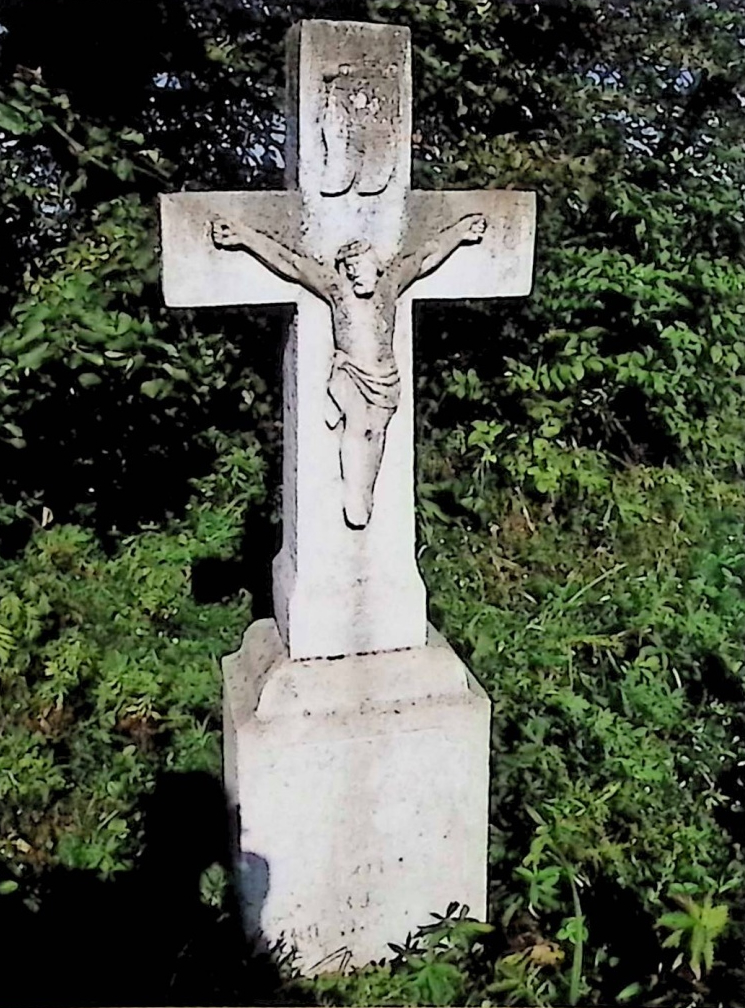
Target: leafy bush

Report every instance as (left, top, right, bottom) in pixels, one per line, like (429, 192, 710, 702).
(293, 905, 496, 1007)
(416, 461, 745, 1004)
(0, 440, 262, 879)
(1, 0, 745, 1004)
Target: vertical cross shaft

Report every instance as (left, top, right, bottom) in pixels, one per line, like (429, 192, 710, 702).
(274, 21, 427, 660)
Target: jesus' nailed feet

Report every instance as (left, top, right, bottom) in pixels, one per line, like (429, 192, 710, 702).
(210, 212, 487, 530)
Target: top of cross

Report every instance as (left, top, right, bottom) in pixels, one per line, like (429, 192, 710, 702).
(285, 20, 411, 204)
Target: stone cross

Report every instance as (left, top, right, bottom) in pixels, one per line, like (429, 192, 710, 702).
(161, 20, 535, 663)
(161, 19, 537, 973)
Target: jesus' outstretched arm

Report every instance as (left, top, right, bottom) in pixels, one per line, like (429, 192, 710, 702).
(394, 213, 488, 296)
(211, 216, 335, 301)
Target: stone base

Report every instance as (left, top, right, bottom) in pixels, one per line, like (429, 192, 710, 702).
(222, 618, 491, 974)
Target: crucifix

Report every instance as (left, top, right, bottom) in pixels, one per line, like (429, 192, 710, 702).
(161, 19, 537, 973)
(160, 20, 535, 663)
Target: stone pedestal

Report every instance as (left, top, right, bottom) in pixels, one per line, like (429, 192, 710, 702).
(223, 618, 491, 973)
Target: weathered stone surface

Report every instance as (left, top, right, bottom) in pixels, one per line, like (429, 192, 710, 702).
(223, 618, 491, 973)
(286, 20, 412, 202)
(159, 19, 535, 662)
(159, 18, 538, 973)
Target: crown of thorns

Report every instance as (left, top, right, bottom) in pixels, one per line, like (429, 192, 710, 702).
(335, 240, 382, 273)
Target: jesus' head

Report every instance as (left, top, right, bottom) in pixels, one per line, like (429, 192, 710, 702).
(335, 240, 383, 298)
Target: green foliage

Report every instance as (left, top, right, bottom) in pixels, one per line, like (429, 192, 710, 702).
(380, 6, 745, 994)
(376, 0, 745, 516)
(0, 440, 262, 878)
(0, 52, 280, 534)
(488, 946, 564, 1008)
(199, 861, 230, 910)
(416, 460, 745, 1003)
(658, 892, 730, 980)
(2, 0, 745, 1004)
(297, 904, 494, 1006)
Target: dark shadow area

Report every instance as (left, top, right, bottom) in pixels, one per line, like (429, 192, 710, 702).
(191, 555, 251, 605)
(581, 877, 660, 1003)
(0, 299, 285, 557)
(707, 900, 745, 1008)
(192, 506, 280, 619)
(0, 375, 217, 542)
(0, 0, 189, 116)
(686, 652, 745, 708)
(0, 771, 296, 1008)
(713, 712, 745, 840)
(414, 298, 532, 427)
(0, 513, 35, 560)
(602, 386, 679, 467)
(714, 759, 745, 839)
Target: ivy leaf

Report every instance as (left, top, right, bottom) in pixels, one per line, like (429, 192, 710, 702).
(113, 158, 135, 181)
(17, 342, 51, 371)
(140, 378, 169, 399)
(120, 129, 144, 145)
(0, 102, 29, 134)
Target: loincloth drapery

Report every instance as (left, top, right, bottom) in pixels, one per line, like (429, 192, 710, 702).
(327, 348, 401, 415)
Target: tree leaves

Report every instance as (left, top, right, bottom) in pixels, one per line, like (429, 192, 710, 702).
(0, 101, 31, 135)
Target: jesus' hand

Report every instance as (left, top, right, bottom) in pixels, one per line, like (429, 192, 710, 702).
(461, 214, 488, 244)
(211, 216, 241, 249)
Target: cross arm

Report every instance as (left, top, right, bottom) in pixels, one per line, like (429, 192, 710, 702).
(400, 189, 536, 302)
(160, 190, 303, 308)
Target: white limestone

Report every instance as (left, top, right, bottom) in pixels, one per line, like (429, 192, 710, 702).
(160, 18, 538, 973)
(160, 20, 536, 662)
(223, 619, 491, 973)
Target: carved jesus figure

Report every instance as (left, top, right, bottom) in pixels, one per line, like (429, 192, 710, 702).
(211, 212, 487, 530)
